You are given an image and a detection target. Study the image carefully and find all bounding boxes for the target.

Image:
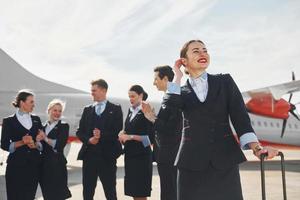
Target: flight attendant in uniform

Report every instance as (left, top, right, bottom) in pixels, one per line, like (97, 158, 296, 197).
(119, 85, 153, 200)
(1, 89, 43, 200)
(142, 65, 182, 200)
(38, 99, 72, 200)
(77, 79, 123, 200)
(166, 39, 279, 200)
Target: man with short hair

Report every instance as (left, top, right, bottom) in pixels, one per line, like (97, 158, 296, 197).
(77, 79, 123, 200)
(142, 66, 182, 200)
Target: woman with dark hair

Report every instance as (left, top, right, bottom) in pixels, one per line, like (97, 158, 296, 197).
(119, 85, 153, 200)
(166, 39, 278, 200)
(0, 89, 43, 200)
(38, 99, 72, 200)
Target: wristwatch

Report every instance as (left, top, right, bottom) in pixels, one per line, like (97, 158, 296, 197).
(253, 144, 263, 154)
(129, 135, 134, 140)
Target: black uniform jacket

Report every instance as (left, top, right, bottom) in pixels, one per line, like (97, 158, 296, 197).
(76, 101, 123, 160)
(165, 74, 254, 170)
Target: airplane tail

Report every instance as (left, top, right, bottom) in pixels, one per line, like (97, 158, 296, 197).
(0, 48, 84, 94)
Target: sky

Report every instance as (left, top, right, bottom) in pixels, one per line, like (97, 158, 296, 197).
(0, 0, 300, 103)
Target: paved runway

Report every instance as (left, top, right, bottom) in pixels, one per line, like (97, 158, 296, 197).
(1, 143, 299, 200)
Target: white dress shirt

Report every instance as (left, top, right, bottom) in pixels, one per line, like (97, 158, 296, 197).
(45, 120, 58, 148)
(45, 120, 59, 135)
(188, 72, 209, 102)
(129, 104, 142, 121)
(16, 109, 32, 130)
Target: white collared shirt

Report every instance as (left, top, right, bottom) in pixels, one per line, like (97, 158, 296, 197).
(45, 120, 59, 135)
(188, 72, 208, 102)
(16, 109, 32, 130)
(129, 104, 142, 121)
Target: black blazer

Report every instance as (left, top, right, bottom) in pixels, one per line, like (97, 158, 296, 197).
(153, 95, 182, 164)
(166, 74, 253, 170)
(40, 120, 71, 199)
(1, 114, 43, 165)
(76, 101, 123, 160)
(42, 120, 69, 158)
(123, 109, 153, 157)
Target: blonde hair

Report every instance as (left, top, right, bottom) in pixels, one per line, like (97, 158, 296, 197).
(47, 99, 66, 114)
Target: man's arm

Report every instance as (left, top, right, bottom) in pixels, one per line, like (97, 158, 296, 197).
(154, 103, 182, 135)
(76, 107, 90, 144)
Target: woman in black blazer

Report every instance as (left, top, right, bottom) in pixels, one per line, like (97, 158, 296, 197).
(168, 39, 279, 200)
(1, 90, 43, 200)
(119, 85, 153, 200)
(38, 99, 71, 200)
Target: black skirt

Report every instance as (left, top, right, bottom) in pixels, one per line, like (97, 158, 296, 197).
(178, 164, 243, 200)
(124, 153, 153, 197)
(40, 154, 72, 200)
(5, 157, 41, 200)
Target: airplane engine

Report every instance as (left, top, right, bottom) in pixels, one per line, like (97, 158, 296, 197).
(246, 98, 290, 119)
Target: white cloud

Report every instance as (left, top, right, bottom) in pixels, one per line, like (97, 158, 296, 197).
(0, 0, 300, 102)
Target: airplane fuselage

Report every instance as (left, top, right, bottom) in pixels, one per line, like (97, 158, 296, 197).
(248, 113, 300, 146)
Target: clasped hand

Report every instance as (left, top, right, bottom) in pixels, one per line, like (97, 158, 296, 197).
(89, 128, 101, 145)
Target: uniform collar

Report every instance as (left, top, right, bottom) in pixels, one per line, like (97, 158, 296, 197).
(93, 99, 107, 107)
(129, 103, 142, 113)
(16, 109, 30, 117)
(46, 120, 59, 126)
(189, 71, 208, 87)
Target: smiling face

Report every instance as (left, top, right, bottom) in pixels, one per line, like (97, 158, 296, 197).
(182, 41, 210, 73)
(48, 104, 63, 121)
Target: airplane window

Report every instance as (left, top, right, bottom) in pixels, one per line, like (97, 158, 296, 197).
(288, 124, 292, 129)
(295, 124, 298, 129)
(257, 121, 261, 126)
(251, 121, 255, 126)
(264, 122, 268, 127)
(276, 123, 280, 128)
(270, 122, 274, 127)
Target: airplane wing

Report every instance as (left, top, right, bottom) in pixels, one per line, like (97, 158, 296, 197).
(242, 80, 300, 101)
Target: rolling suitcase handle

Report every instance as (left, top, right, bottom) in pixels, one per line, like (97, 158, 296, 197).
(260, 152, 287, 200)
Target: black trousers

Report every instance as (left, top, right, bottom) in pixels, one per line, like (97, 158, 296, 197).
(177, 164, 243, 200)
(5, 162, 40, 200)
(157, 163, 177, 200)
(82, 153, 117, 200)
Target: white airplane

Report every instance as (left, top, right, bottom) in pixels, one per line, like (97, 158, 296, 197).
(0, 48, 161, 143)
(243, 76, 300, 148)
(0, 48, 299, 151)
